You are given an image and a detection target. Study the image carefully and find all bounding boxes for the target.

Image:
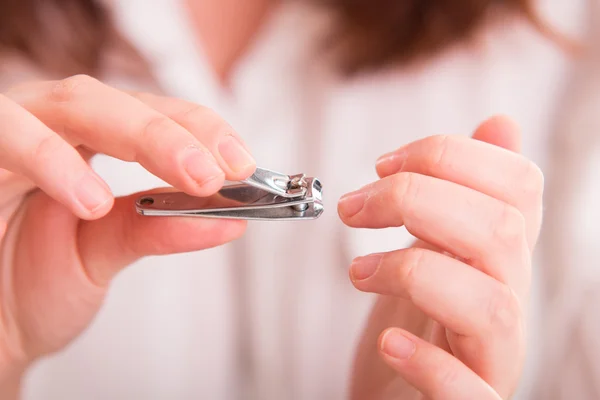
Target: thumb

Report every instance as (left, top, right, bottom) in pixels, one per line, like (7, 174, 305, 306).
(471, 115, 522, 153)
(77, 190, 247, 286)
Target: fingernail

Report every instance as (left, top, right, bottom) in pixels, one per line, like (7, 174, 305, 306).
(381, 330, 416, 360)
(376, 151, 407, 173)
(218, 135, 255, 174)
(75, 173, 112, 213)
(351, 254, 382, 281)
(183, 147, 224, 187)
(338, 191, 367, 218)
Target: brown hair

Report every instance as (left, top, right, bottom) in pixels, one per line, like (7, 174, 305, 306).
(0, 0, 148, 78)
(0, 0, 564, 78)
(321, 0, 565, 74)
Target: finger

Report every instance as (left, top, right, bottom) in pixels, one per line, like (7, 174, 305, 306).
(378, 328, 502, 400)
(350, 247, 525, 388)
(375, 122, 542, 248)
(350, 247, 523, 339)
(131, 92, 256, 180)
(339, 173, 530, 295)
(77, 189, 247, 286)
(0, 94, 113, 219)
(472, 115, 521, 152)
(376, 116, 523, 179)
(6, 76, 238, 197)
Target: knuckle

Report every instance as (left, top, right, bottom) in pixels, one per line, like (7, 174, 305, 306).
(177, 105, 232, 136)
(177, 104, 213, 121)
(486, 283, 522, 333)
(398, 248, 425, 297)
(433, 364, 462, 397)
(425, 134, 452, 174)
(49, 74, 96, 103)
(30, 135, 66, 167)
(391, 173, 421, 218)
(131, 91, 156, 102)
(140, 115, 177, 142)
(128, 116, 175, 162)
(492, 204, 526, 249)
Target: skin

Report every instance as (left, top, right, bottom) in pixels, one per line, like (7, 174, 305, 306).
(343, 117, 542, 399)
(0, 1, 542, 399)
(0, 78, 256, 397)
(184, 0, 274, 84)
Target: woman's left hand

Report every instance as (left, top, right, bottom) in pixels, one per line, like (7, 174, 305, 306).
(341, 116, 543, 400)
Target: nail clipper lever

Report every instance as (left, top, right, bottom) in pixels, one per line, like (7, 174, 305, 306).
(134, 167, 324, 220)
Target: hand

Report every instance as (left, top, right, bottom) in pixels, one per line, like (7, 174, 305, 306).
(0, 75, 256, 385)
(340, 116, 542, 400)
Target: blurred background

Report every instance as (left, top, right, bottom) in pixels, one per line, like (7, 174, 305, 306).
(1, 0, 599, 399)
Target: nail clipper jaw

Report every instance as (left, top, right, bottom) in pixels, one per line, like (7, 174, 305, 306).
(240, 168, 301, 198)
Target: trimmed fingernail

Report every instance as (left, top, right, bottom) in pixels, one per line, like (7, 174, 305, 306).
(350, 254, 382, 281)
(183, 147, 224, 187)
(338, 191, 367, 218)
(381, 330, 416, 360)
(218, 135, 255, 174)
(376, 151, 407, 173)
(75, 173, 112, 213)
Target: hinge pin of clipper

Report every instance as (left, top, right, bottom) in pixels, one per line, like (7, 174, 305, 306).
(289, 175, 310, 212)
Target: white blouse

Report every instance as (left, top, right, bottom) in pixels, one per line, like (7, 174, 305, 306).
(20, 1, 593, 399)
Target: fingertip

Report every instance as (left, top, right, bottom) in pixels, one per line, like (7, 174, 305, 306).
(217, 135, 256, 180)
(485, 115, 521, 138)
(378, 328, 394, 352)
(187, 172, 227, 197)
(225, 161, 257, 182)
(374, 162, 389, 179)
(337, 191, 367, 220)
(484, 114, 518, 128)
(73, 172, 115, 220)
(378, 328, 417, 361)
(473, 115, 522, 152)
(182, 146, 227, 195)
(375, 150, 407, 178)
(76, 195, 115, 221)
(220, 218, 248, 242)
(349, 253, 382, 283)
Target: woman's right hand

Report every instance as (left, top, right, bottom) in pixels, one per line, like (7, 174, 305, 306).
(0, 75, 256, 387)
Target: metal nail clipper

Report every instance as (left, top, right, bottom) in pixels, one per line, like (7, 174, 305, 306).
(134, 167, 323, 220)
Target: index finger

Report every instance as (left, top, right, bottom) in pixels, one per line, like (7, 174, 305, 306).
(0, 94, 113, 219)
(130, 92, 256, 181)
(6, 76, 254, 197)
